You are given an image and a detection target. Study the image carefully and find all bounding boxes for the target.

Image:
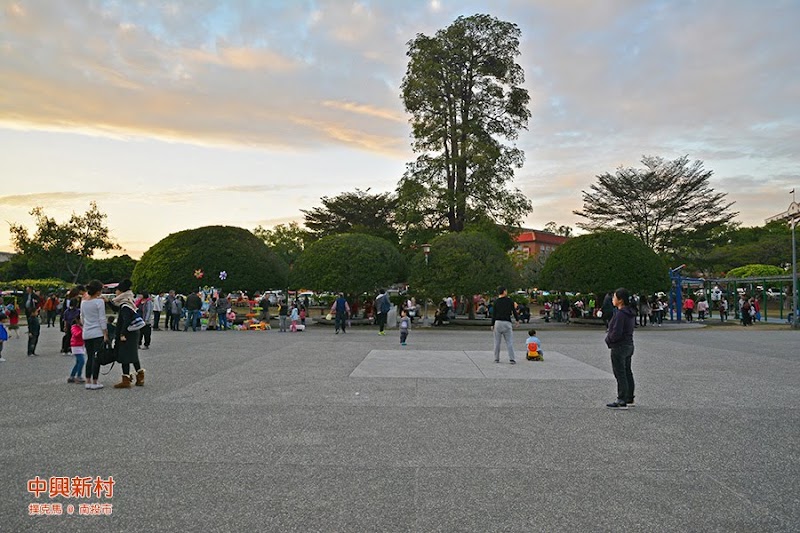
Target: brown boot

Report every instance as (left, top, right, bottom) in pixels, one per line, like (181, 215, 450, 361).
(114, 374, 132, 388)
(135, 369, 145, 387)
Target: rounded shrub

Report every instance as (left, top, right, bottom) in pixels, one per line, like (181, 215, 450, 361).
(540, 231, 668, 295)
(131, 226, 288, 293)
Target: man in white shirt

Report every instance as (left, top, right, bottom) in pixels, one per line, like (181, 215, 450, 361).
(152, 292, 165, 330)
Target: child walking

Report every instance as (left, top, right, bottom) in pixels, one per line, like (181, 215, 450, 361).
(27, 307, 41, 356)
(525, 329, 544, 361)
(290, 305, 299, 332)
(0, 313, 8, 362)
(68, 317, 86, 383)
(7, 303, 20, 338)
(399, 309, 410, 346)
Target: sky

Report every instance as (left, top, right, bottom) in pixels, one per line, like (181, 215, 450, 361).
(1, 0, 799, 259)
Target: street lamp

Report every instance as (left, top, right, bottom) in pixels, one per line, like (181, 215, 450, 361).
(422, 243, 431, 325)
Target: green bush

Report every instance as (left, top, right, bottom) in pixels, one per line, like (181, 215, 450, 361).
(408, 232, 517, 302)
(540, 231, 668, 295)
(131, 226, 288, 294)
(290, 233, 406, 295)
(1, 278, 70, 293)
(726, 264, 785, 278)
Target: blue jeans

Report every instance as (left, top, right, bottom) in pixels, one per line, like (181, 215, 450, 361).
(218, 312, 229, 330)
(184, 310, 200, 331)
(70, 353, 85, 378)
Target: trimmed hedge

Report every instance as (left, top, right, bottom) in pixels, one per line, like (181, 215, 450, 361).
(131, 226, 288, 294)
(290, 233, 405, 295)
(1, 278, 70, 293)
(726, 264, 784, 278)
(540, 231, 668, 295)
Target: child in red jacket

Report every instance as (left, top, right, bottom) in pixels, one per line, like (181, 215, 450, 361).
(67, 317, 86, 384)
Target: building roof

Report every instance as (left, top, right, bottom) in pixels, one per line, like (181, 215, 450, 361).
(515, 231, 569, 245)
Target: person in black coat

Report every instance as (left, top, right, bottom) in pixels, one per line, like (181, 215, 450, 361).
(604, 288, 636, 409)
(110, 279, 145, 388)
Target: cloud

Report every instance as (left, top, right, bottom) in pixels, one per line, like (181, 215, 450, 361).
(0, 192, 111, 208)
(0, 0, 798, 238)
(322, 100, 406, 123)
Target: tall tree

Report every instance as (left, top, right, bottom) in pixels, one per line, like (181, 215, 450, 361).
(253, 222, 309, 268)
(399, 14, 532, 234)
(574, 155, 737, 254)
(9, 202, 120, 283)
(301, 188, 399, 244)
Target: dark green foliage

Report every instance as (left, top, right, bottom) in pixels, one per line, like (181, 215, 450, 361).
(131, 226, 288, 293)
(540, 231, 668, 295)
(408, 232, 517, 313)
(290, 233, 406, 294)
(574, 155, 737, 254)
(709, 222, 793, 274)
(252, 222, 308, 267)
(9, 202, 120, 283)
(399, 14, 532, 233)
(85, 255, 137, 283)
(0, 254, 31, 282)
(301, 189, 399, 244)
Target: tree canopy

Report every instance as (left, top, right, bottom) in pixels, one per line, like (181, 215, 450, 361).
(539, 231, 668, 296)
(301, 188, 399, 244)
(85, 255, 138, 284)
(131, 226, 288, 294)
(290, 233, 406, 295)
(398, 14, 532, 236)
(574, 155, 737, 254)
(408, 232, 517, 317)
(253, 222, 308, 267)
(9, 202, 120, 283)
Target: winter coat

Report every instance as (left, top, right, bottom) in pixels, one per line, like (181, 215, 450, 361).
(605, 306, 636, 348)
(115, 304, 139, 365)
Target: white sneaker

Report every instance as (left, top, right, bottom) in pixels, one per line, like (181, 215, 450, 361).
(93, 383, 104, 390)
(85, 383, 93, 389)
(0, 357, 6, 362)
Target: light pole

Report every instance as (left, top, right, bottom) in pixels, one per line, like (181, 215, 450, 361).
(422, 243, 431, 326)
(766, 193, 799, 329)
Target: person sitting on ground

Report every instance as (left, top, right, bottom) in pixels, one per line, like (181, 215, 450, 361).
(525, 329, 543, 361)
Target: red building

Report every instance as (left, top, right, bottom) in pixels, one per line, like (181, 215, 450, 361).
(514, 229, 569, 258)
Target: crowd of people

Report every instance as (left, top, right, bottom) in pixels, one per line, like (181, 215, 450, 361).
(0, 282, 143, 389)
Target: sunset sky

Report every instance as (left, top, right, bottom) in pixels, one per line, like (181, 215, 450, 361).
(1, 0, 799, 258)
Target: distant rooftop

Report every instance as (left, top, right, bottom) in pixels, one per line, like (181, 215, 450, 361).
(0, 251, 14, 263)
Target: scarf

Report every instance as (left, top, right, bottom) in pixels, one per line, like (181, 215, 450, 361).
(113, 290, 136, 311)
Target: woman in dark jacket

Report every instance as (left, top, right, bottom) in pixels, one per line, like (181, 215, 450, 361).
(111, 279, 145, 388)
(605, 287, 636, 409)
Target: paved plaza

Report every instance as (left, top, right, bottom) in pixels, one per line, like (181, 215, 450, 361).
(1, 321, 798, 532)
